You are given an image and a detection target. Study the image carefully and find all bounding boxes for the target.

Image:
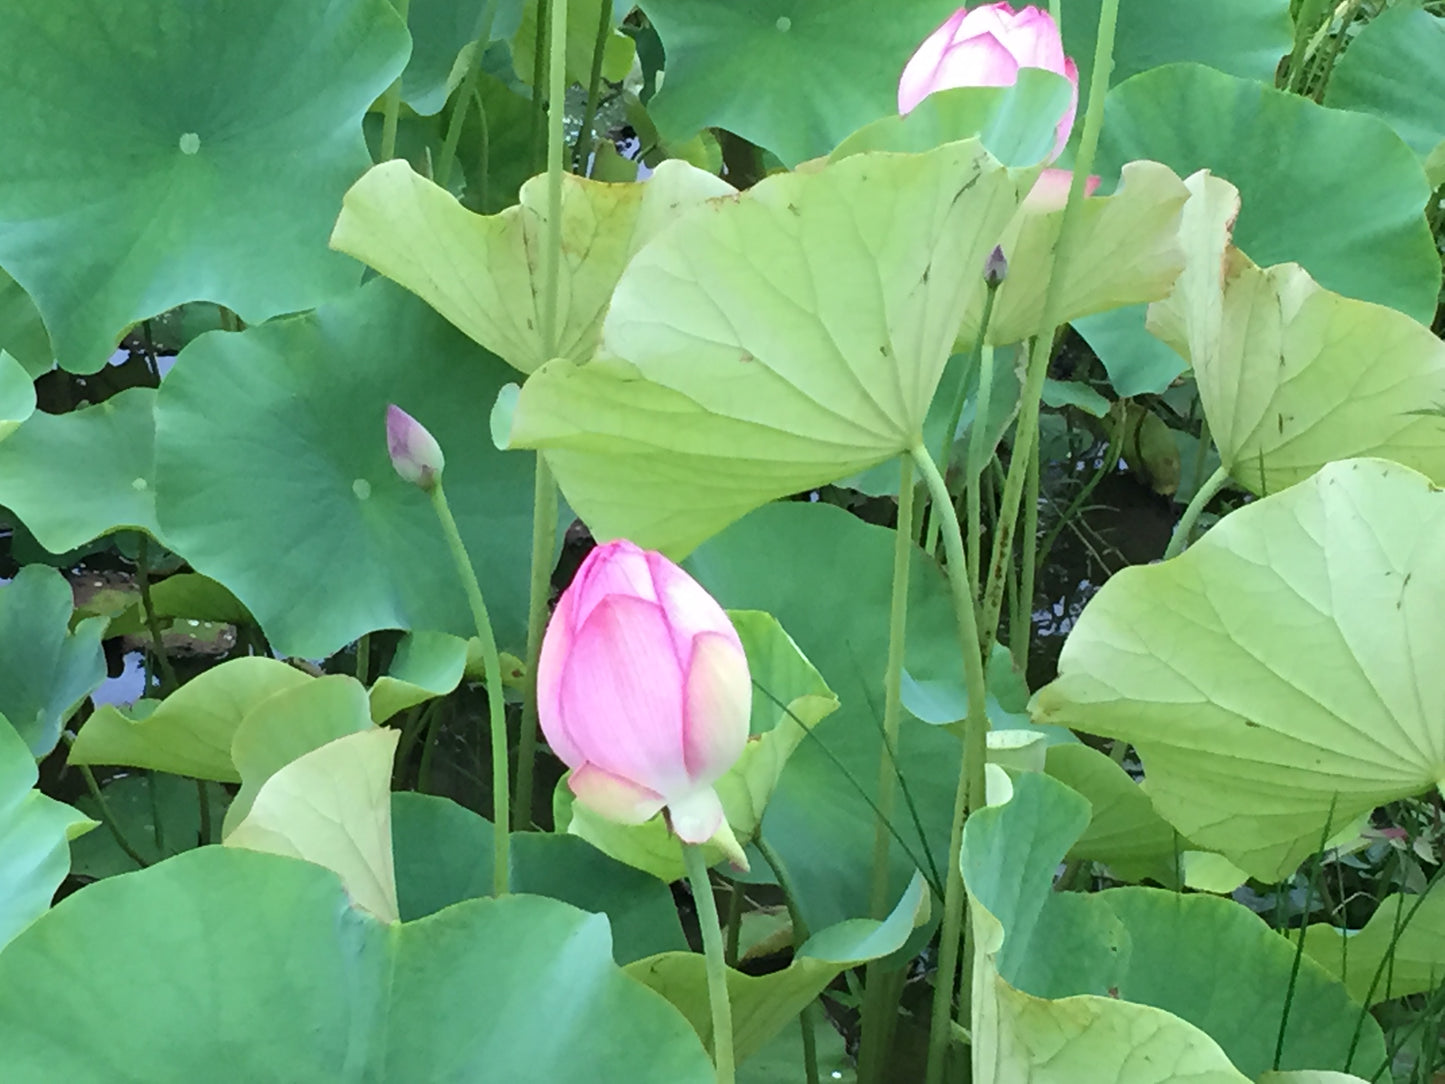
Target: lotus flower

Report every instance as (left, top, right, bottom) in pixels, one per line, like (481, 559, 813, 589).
(385, 404, 444, 491)
(537, 539, 751, 857)
(899, 3, 1079, 162)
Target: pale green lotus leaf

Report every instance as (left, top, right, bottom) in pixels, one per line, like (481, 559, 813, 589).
(368, 630, 468, 724)
(0, 351, 35, 442)
(1181, 852, 1249, 895)
(0, 714, 94, 952)
(1256, 1074, 1371, 1084)
(1032, 458, 1445, 882)
(70, 657, 312, 783)
(503, 141, 1032, 555)
(511, 0, 632, 87)
(558, 611, 837, 881)
(225, 727, 399, 924)
(223, 676, 375, 836)
(1147, 172, 1445, 494)
(962, 160, 1190, 347)
(1301, 886, 1445, 1005)
(330, 158, 734, 375)
(626, 872, 926, 1066)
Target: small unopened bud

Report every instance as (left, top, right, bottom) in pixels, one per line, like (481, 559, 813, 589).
(386, 404, 445, 491)
(983, 245, 1008, 288)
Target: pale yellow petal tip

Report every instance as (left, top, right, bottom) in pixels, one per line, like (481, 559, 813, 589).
(709, 816, 750, 874)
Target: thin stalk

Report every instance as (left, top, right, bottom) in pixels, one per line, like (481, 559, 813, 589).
(196, 779, 211, 845)
(379, 0, 412, 162)
(526, 0, 550, 173)
(859, 455, 915, 1084)
(914, 444, 992, 1084)
(417, 699, 447, 792)
(514, 0, 570, 828)
(435, 0, 499, 191)
(1285, 0, 1334, 91)
(798, 1005, 822, 1084)
(1036, 426, 1124, 575)
(471, 87, 491, 209)
(724, 880, 744, 969)
(147, 771, 165, 853)
(1274, 803, 1337, 1069)
(1307, 0, 1366, 102)
(355, 633, 371, 684)
(1163, 463, 1229, 560)
(76, 762, 149, 868)
(684, 843, 736, 1084)
(755, 836, 818, 1084)
(977, 0, 1120, 663)
(135, 535, 178, 695)
(965, 343, 996, 593)
(1011, 438, 1040, 676)
(430, 480, 510, 897)
(573, 0, 613, 171)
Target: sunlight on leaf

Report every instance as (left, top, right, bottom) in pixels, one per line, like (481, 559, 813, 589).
(503, 140, 1031, 556)
(1034, 458, 1445, 882)
(331, 158, 734, 375)
(225, 727, 400, 924)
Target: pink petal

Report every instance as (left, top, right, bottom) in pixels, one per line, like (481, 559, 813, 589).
(666, 787, 727, 844)
(1022, 168, 1100, 213)
(931, 35, 1021, 91)
(1004, 8, 1066, 70)
(1051, 56, 1080, 161)
(536, 583, 582, 768)
(567, 539, 657, 631)
(956, 3, 1020, 42)
(682, 631, 751, 782)
(899, 8, 971, 114)
(558, 593, 690, 795)
(569, 763, 667, 825)
(646, 550, 741, 665)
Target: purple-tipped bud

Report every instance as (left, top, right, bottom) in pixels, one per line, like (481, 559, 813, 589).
(386, 404, 445, 491)
(983, 245, 1008, 288)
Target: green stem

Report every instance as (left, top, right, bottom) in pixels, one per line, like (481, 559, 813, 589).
(1162, 463, 1228, 560)
(798, 1005, 822, 1084)
(379, 0, 412, 161)
(684, 843, 736, 1084)
(754, 836, 818, 1084)
(430, 480, 510, 897)
(355, 633, 371, 684)
(978, 0, 1120, 665)
(76, 762, 149, 869)
(196, 778, 211, 846)
(859, 454, 914, 1084)
(914, 445, 992, 1084)
(472, 87, 491, 210)
(965, 342, 996, 596)
(572, 0, 612, 171)
(515, 0, 570, 828)
(435, 0, 498, 191)
(135, 535, 178, 696)
(1011, 438, 1040, 676)
(526, 0, 550, 174)
(723, 878, 744, 969)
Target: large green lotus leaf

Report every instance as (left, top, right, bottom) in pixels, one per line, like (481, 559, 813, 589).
(0, 272, 52, 379)
(503, 141, 1031, 556)
(0, 566, 107, 757)
(0, 0, 409, 373)
(0, 351, 35, 441)
(627, 872, 926, 1066)
(557, 610, 839, 881)
(0, 387, 163, 552)
(69, 773, 231, 879)
(511, 0, 633, 87)
(1325, 8, 1445, 184)
(70, 657, 312, 783)
(964, 772, 1385, 1081)
(154, 278, 535, 659)
(963, 160, 1189, 347)
(1097, 63, 1438, 324)
(686, 501, 964, 933)
(0, 714, 94, 951)
(368, 630, 468, 723)
(1061, 0, 1291, 115)
(1044, 742, 1180, 888)
(1147, 172, 1445, 495)
(402, 0, 523, 115)
(391, 792, 687, 964)
(828, 72, 1071, 168)
(331, 158, 734, 375)
(1302, 887, 1445, 1006)
(226, 728, 399, 923)
(0, 847, 713, 1081)
(224, 677, 375, 837)
(1032, 458, 1445, 882)
(634, 0, 961, 167)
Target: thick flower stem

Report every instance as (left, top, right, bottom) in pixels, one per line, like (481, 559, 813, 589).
(430, 480, 510, 897)
(515, 0, 569, 828)
(858, 454, 915, 1083)
(1163, 463, 1229, 560)
(912, 445, 991, 1084)
(684, 843, 736, 1084)
(434, 0, 499, 191)
(378, 0, 411, 162)
(977, 0, 1120, 666)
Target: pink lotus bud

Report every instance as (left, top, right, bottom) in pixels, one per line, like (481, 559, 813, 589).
(1021, 167, 1101, 213)
(898, 3, 1079, 162)
(983, 244, 1008, 287)
(537, 539, 751, 854)
(386, 404, 445, 491)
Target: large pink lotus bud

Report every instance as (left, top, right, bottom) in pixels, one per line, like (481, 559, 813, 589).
(537, 539, 751, 851)
(898, 3, 1079, 162)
